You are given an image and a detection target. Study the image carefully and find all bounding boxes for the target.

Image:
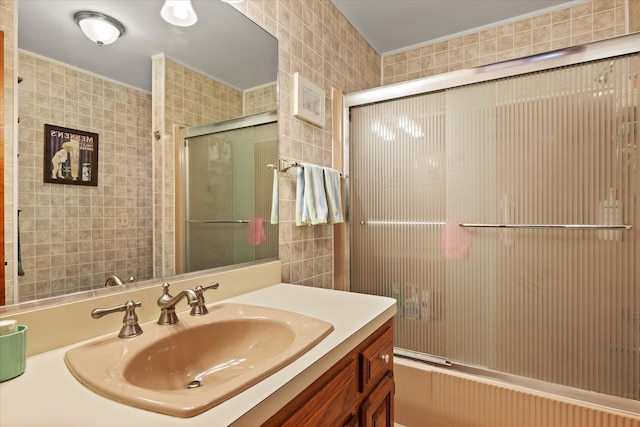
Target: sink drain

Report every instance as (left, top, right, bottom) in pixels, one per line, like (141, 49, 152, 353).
(187, 380, 202, 389)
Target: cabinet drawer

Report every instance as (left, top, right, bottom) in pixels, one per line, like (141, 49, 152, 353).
(359, 325, 393, 393)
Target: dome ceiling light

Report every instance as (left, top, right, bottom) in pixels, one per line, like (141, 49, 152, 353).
(74, 11, 125, 46)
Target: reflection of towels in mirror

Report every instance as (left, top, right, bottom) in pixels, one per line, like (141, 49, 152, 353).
(246, 218, 266, 246)
(441, 219, 473, 258)
(270, 169, 278, 224)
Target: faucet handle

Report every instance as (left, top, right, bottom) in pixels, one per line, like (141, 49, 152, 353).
(91, 300, 143, 338)
(190, 281, 219, 316)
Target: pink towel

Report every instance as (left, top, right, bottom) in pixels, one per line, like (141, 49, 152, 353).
(441, 219, 473, 258)
(246, 218, 266, 246)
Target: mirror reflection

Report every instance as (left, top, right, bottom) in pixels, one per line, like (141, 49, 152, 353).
(5, 0, 278, 306)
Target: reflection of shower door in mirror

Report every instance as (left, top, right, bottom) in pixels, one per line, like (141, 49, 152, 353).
(183, 113, 278, 273)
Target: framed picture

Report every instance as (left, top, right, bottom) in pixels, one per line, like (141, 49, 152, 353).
(43, 124, 98, 186)
(292, 72, 325, 128)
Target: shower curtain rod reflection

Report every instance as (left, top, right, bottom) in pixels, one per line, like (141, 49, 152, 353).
(188, 219, 265, 224)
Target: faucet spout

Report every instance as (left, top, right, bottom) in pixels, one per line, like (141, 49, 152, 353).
(158, 288, 198, 309)
(104, 275, 124, 287)
(157, 283, 199, 325)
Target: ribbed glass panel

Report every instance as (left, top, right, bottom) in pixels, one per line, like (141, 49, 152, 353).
(349, 54, 639, 400)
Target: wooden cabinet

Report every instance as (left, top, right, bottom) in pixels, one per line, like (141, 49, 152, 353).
(263, 320, 394, 427)
(360, 371, 394, 427)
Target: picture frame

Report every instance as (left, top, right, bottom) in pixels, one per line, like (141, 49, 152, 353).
(292, 72, 325, 128)
(43, 124, 99, 186)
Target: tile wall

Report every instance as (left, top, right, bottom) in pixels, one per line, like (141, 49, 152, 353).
(229, 0, 381, 287)
(244, 82, 278, 115)
(152, 55, 244, 278)
(15, 51, 153, 302)
(1, 0, 15, 304)
(383, 0, 631, 85)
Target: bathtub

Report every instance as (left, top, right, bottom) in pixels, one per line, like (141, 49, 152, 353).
(394, 357, 640, 427)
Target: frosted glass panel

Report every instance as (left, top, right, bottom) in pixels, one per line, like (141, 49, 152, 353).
(185, 122, 278, 272)
(349, 54, 639, 400)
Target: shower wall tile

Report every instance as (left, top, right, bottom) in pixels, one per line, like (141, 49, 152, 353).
(16, 51, 153, 302)
(383, 0, 631, 85)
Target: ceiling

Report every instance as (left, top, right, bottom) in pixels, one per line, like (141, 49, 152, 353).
(18, 0, 278, 92)
(331, 0, 586, 55)
(17, 0, 587, 92)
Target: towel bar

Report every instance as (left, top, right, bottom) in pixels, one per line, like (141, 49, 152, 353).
(266, 159, 343, 176)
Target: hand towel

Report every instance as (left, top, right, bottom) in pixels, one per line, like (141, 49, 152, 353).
(295, 163, 328, 226)
(270, 168, 278, 224)
(323, 167, 344, 224)
(440, 219, 473, 258)
(246, 218, 266, 246)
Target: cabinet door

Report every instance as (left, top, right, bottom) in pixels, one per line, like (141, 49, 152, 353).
(264, 357, 358, 427)
(360, 371, 394, 427)
(343, 413, 360, 427)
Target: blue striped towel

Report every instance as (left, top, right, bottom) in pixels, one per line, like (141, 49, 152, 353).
(323, 167, 344, 224)
(295, 163, 328, 226)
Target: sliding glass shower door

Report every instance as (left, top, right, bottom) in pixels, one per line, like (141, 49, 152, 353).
(184, 116, 278, 272)
(349, 53, 639, 400)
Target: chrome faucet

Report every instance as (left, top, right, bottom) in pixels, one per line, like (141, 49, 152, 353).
(157, 282, 199, 325)
(104, 275, 136, 287)
(104, 275, 124, 287)
(190, 281, 220, 316)
(91, 300, 143, 338)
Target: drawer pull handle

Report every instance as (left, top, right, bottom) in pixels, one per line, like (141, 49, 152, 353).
(381, 354, 390, 364)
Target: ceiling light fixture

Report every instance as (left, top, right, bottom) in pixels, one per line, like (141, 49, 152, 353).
(74, 11, 125, 46)
(160, 0, 198, 27)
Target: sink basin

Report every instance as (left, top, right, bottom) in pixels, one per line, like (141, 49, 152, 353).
(64, 303, 334, 417)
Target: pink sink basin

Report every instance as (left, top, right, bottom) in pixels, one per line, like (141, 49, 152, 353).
(64, 303, 334, 417)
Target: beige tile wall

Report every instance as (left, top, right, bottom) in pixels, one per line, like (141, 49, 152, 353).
(631, 0, 640, 31)
(230, 0, 381, 288)
(14, 52, 153, 302)
(383, 0, 631, 85)
(152, 56, 244, 278)
(244, 82, 278, 115)
(1, 0, 15, 304)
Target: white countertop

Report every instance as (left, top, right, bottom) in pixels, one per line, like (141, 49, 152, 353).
(0, 284, 395, 427)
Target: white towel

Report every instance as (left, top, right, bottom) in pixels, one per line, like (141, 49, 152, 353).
(270, 168, 278, 224)
(295, 163, 328, 226)
(323, 167, 344, 224)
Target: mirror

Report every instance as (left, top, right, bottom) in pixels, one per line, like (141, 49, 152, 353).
(3, 0, 278, 306)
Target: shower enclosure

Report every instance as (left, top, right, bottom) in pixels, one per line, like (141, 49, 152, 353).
(345, 34, 639, 408)
(181, 111, 278, 273)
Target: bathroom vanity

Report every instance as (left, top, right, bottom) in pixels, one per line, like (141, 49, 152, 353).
(0, 283, 396, 426)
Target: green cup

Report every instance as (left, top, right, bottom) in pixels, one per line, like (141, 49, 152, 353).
(0, 325, 27, 382)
